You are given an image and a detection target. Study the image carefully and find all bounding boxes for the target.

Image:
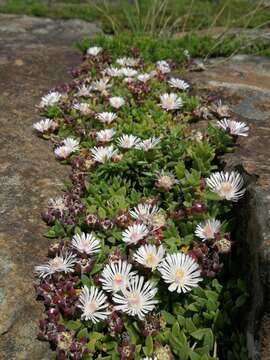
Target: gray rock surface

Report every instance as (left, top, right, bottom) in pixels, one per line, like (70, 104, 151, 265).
(0, 14, 100, 360)
(186, 55, 270, 360)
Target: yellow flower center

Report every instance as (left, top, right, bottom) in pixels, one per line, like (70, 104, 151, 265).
(114, 273, 123, 286)
(85, 301, 98, 314)
(175, 269, 185, 283)
(146, 253, 157, 267)
(203, 223, 214, 238)
(50, 257, 64, 271)
(128, 292, 142, 309)
(219, 182, 233, 196)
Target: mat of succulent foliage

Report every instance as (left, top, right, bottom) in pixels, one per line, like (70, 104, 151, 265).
(33, 45, 250, 360)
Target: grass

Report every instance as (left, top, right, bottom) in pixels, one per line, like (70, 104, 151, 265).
(1, 0, 270, 58)
(0, 0, 270, 35)
(77, 32, 270, 61)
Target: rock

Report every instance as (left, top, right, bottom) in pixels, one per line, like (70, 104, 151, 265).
(0, 14, 101, 359)
(185, 55, 270, 360)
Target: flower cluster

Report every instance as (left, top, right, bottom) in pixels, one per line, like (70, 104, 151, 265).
(34, 45, 248, 359)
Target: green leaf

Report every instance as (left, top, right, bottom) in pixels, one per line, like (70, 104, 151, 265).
(161, 310, 176, 325)
(143, 336, 153, 356)
(65, 320, 82, 331)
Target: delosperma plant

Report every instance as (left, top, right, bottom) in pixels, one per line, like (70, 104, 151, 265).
(34, 45, 250, 360)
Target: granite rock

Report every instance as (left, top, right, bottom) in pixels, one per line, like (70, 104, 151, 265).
(186, 55, 270, 360)
(0, 14, 100, 360)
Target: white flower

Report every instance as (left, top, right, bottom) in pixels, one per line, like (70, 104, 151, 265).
(92, 78, 111, 93)
(129, 203, 160, 223)
(116, 57, 139, 67)
(156, 60, 171, 74)
(142, 357, 157, 360)
(133, 245, 165, 270)
(48, 196, 67, 215)
(91, 145, 118, 163)
(158, 253, 202, 293)
(96, 112, 117, 124)
(155, 170, 178, 190)
(73, 102, 91, 115)
(54, 138, 79, 159)
(122, 224, 149, 245)
(86, 46, 102, 56)
(216, 118, 249, 137)
(136, 137, 161, 151)
(72, 232, 101, 255)
(159, 93, 183, 111)
(104, 66, 123, 77)
(206, 171, 245, 201)
(40, 91, 62, 108)
(54, 146, 72, 159)
(78, 286, 109, 323)
(109, 96, 125, 109)
(117, 134, 141, 149)
(113, 275, 158, 320)
(168, 78, 190, 90)
(100, 260, 137, 293)
(33, 118, 57, 133)
(35, 252, 77, 279)
(184, 49, 190, 58)
(76, 84, 92, 97)
(121, 67, 138, 77)
(96, 129, 115, 143)
(137, 73, 152, 83)
(213, 100, 230, 118)
(195, 219, 221, 241)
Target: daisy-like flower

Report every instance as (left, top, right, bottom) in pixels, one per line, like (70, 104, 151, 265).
(78, 285, 109, 323)
(100, 260, 137, 293)
(40, 91, 62, 108)
(109, 96, 125, 109)
(137, 73, 152, 83)
(91, 145, 118, 163)
(35, 252, 77, 279)
(54, 146, 72, 159)
(48, 196, 67, 215)
(96, 112, 117, 124)
(113, 275, 158, 320)
(63, 138, 80, 152)
(159, 93, 183, 111)
(122, 224, 149, 245)
(104, 66, 123, 77)
(142, 357, 157, 360)
(168, 78, 190, 91)
(71, 232, 101, 255)
(158, 253, 202, 293)
(92, 78, 111, 94)
(212, 100, 230, 118)
(76, 84, 92, 97)
(156, 60, 171, 74)
(73, 102, 91, 116)
(86, 46, 102, 56)
(116, 57, 139, 67)
(96, 129, 115, 143)
(195, 219, 221, 241)
(206, 171, 245, 201)
(155, 170, 178, 191)
(54, 138, 79, 159)
(33, 118, 57, 133)
(129, 203, 160, 223)
(136, 137, 161, 151)
(121, 67, 138, 77)
(117, 134, 141, 149)
(133, 245, 165, 271)
(216, 118, 249, 137)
